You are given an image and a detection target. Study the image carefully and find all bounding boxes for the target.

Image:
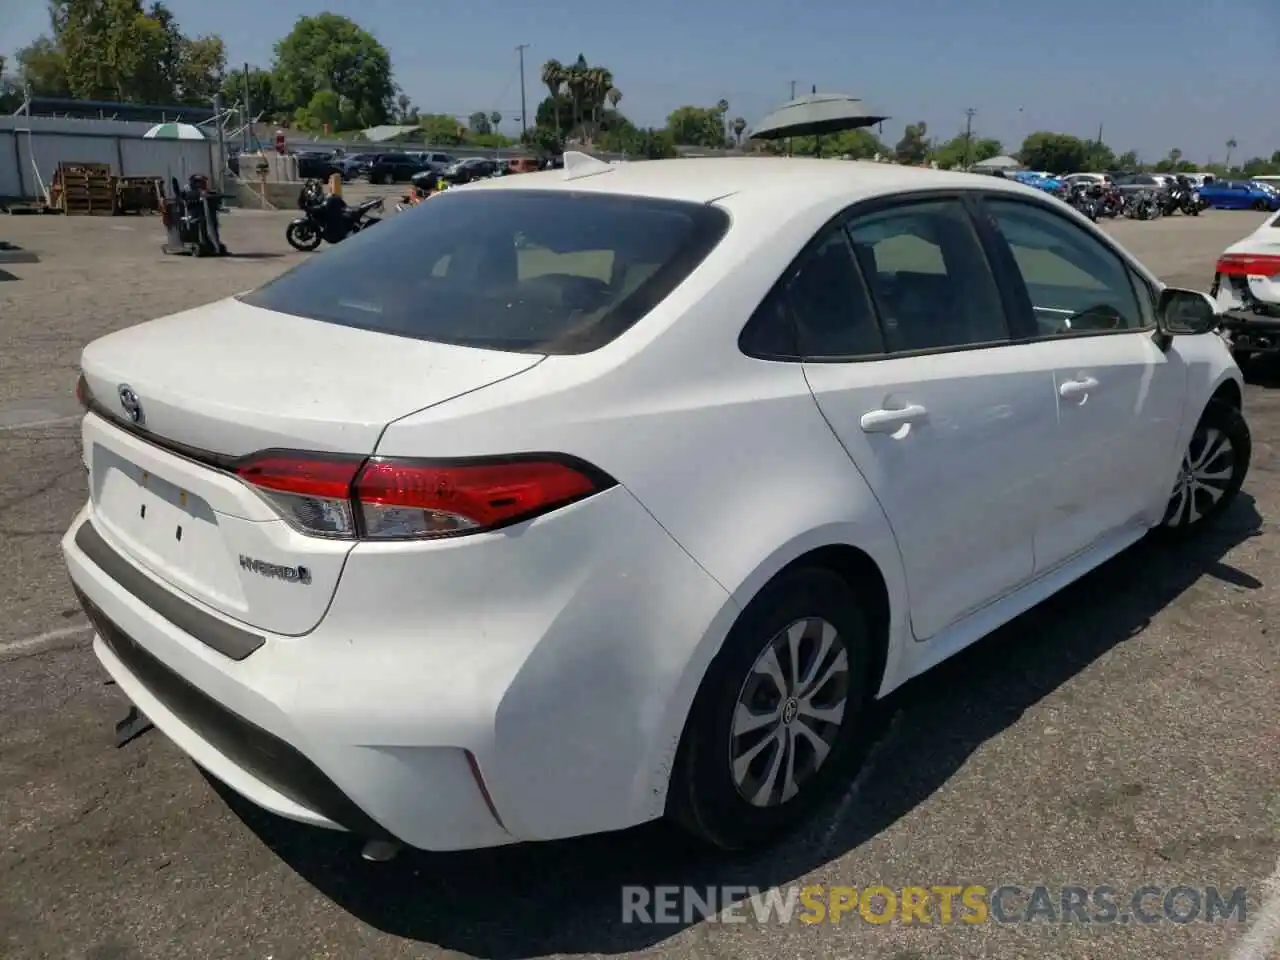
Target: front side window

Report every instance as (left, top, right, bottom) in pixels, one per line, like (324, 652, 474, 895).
(844, 199, 1009, 353)
(981, 198, 1146, 337)
(241, 189, 729, 354)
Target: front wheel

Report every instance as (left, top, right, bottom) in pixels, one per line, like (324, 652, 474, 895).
(1254, 199, 1269, 211)
(1158, 399, 1251, 537)
(666, 567, 873, 851)
(286, 220, 322, 252)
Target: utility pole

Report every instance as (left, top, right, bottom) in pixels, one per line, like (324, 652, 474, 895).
(963, 107, 976, 170)
(516, 44, 530, 135)
(242, 62, 252, 150)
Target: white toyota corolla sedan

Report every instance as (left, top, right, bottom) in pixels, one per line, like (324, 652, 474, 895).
(63, 153, 1251, 855)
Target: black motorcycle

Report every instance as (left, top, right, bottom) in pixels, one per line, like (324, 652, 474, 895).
(1067, 183, 1099, 222)
(286, 180, 383, 252)
(1125, 190, 1161, 220)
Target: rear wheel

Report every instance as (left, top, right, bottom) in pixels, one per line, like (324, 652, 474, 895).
(1255, 199, 1269, 211)
(1158, 399, 1250, 537)
(667, 567, 873, 851)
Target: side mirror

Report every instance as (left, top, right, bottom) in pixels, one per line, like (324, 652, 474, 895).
(1157, 287, 1219, 336)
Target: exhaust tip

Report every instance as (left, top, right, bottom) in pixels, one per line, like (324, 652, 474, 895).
(360, 839, 402, 862)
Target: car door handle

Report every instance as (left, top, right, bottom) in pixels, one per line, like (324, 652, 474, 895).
(860, 404, 928, 434)
(1059, 377, 1098, 399)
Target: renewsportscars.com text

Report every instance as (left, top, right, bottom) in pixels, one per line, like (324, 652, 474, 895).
(621, 884, 1248, 925)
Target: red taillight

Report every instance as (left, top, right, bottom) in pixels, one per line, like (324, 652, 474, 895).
(233, 452, 612, 540)
(1216, 253, 1280, 278)
(236, 454, 361, 499)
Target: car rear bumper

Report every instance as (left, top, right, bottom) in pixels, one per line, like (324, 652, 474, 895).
(62, 483, 734, 850)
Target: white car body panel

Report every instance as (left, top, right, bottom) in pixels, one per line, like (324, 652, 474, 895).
(62, 157, 1246, 849)
(1215, 210, 1280, 312)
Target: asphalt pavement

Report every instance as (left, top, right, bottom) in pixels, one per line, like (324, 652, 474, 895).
(0, 206, 1276, 960)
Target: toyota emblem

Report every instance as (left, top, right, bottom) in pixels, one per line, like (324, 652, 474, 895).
(117, 384, 144, 426)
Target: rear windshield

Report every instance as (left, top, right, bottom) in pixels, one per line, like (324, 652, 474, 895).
(241, 189, 728, 354)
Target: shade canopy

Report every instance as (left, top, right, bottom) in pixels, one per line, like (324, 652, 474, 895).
(750, 94, 888, 140)
(972, 154, 1021, 170)
(143, 122, 208, 140)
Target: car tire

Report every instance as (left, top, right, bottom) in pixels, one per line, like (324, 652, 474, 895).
(666, 567, 874, 851)
(1156, 399, 1251, 538)
(1254, 199, 1268, 211)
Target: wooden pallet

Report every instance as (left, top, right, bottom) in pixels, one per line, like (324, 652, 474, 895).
(114, 176, 163, 215)
(51, 161, 115, 215)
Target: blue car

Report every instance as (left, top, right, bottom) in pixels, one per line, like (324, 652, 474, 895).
(1199, 180, 1280, 211)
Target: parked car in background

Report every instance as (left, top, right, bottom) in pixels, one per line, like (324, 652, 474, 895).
(294, 150, 341, 181)
(1212, 207, 1280, 363)
(361, 153, 433, 184)
(1199, 180, 1280, 211)
(1062, 172, 1112, 188)
(406, 151, 457, 173)
(1113, 173, 1175, 197)
(63, 157, 1248, 857)
(442, 157, 499, 184)
(333, 153, 378, 181)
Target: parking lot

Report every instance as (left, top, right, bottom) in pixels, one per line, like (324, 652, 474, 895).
(0, 206, 1277, 960)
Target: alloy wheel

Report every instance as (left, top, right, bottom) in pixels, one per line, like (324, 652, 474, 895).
(1164, 426, 1235, 527)
(729, 617, 849, 807)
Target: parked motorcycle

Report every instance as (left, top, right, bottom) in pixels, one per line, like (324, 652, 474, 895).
(1066, 183, 1099, 221)
(1125, 190, 1162, 220)
(1095, 184, 1124, 218)
(286, 180, 384, 252)
(1158, 185, 1197, 217)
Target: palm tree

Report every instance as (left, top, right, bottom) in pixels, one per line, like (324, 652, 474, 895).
(607, 87, 621, 112)
(589, 68, 613, 137)
(490, 111, 501, 133)
(732, 116, 746, 147)
(1226, 138, 1237, 170)
(566, 54, 590, 138)
(540, 59, 564, 136)
(716, 98, 730, 145)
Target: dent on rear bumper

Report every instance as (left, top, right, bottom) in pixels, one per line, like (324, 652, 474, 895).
(64, 485, 736, 848)
(297, 484, 736, 842)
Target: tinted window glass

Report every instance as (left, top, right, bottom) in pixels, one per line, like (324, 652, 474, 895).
(845, 199, 1008, 352)
(982, 198, 1145, 335)
(785, 230, 883, 358)
(241, 190, 729, 355)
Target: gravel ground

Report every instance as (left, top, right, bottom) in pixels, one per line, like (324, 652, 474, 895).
(0, 205, 1277, 960)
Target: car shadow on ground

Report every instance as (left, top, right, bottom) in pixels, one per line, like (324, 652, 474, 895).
(212, 496, 1264, 958)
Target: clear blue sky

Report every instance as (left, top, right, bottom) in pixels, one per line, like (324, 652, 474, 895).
(2, 0, 1275, 163)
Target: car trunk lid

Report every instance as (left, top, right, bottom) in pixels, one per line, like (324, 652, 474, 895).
(78, 297, 543, 637)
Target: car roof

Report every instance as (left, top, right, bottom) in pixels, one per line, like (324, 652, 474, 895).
(462, 156, 1054, 207)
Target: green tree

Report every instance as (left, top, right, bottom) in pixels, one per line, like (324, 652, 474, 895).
(540, 59, 565, 136)
(930, 133, 1001, 169)
(14, 36, 70, 96)
(220, 66, 278, 119)
(665, 105, 727, 148)
(22, 1, 221, 104)
(294, 89, 341, 131)
(468, 111, 491, 135)
(417, 113, 465, 146)
(1018, 131, 1089, 174)
(272, 13, 394, 129)
(894, 122, 929, 164)
(1225, 138, 1237, 170)
(786, 127, 886, 159)
(1115, 150, 1140, 171)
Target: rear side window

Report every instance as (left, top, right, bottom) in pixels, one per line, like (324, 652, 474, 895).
(845, 199, 1008, 353)
(241, 190, 729, 354)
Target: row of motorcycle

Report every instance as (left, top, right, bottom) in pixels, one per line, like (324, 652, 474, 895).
(1060, 181, 1206, 222)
